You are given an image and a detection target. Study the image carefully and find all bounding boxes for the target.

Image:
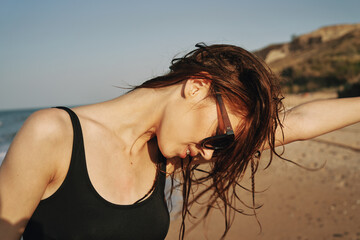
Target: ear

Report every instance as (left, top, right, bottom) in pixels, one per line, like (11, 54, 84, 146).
(183, 73, 212, 100)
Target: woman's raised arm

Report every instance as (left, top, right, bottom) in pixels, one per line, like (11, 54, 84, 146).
(0, 109, 69, 239)
(271, 96, 360, 148)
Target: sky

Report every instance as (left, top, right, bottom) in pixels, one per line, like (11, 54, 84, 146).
(1, 0, 359, 110)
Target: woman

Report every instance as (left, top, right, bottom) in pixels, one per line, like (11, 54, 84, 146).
(0, 43, 359, 240)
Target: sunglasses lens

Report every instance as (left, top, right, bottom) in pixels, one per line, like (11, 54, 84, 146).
(202, 134, 234, 150)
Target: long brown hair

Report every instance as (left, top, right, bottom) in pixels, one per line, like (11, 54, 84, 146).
(132, 43, 285, 239)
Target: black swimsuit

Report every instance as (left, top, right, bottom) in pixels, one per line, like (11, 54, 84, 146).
(23, 106, 170, 240)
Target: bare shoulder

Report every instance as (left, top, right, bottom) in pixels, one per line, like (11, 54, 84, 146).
(21, 107, 72, 142)
(0, 108, 74, 234)
(1, 107, 74, 179)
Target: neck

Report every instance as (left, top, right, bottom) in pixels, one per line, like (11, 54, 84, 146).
(83, 87, 175, 157)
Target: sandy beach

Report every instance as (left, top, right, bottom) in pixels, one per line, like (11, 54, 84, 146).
(166, 93, 360, 240)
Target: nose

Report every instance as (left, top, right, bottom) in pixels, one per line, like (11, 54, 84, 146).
(200, 148, 215, 161)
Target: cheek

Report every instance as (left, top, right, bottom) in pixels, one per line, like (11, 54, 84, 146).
(157, 108, 211, 157)
(156, 101, 219, 158)
(156, 109, 194, 157)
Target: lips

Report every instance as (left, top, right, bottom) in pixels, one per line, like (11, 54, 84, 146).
(180, 146, 190, 158)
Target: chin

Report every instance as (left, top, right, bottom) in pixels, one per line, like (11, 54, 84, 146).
(157, 140, 177, 159)
(157, 145, 172, 159)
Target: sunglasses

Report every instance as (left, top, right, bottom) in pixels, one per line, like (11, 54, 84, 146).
(199, 93, 235, 150)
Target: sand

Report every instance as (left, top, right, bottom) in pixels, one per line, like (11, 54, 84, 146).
(166, 93, 360, 240)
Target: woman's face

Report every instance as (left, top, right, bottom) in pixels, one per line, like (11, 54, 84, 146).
(156, 79, 238, 163)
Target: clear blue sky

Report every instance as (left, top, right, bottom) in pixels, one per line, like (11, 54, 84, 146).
(1, 0, 359, 110)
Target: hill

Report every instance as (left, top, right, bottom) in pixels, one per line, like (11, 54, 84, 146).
(253, 23, 360, 95)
